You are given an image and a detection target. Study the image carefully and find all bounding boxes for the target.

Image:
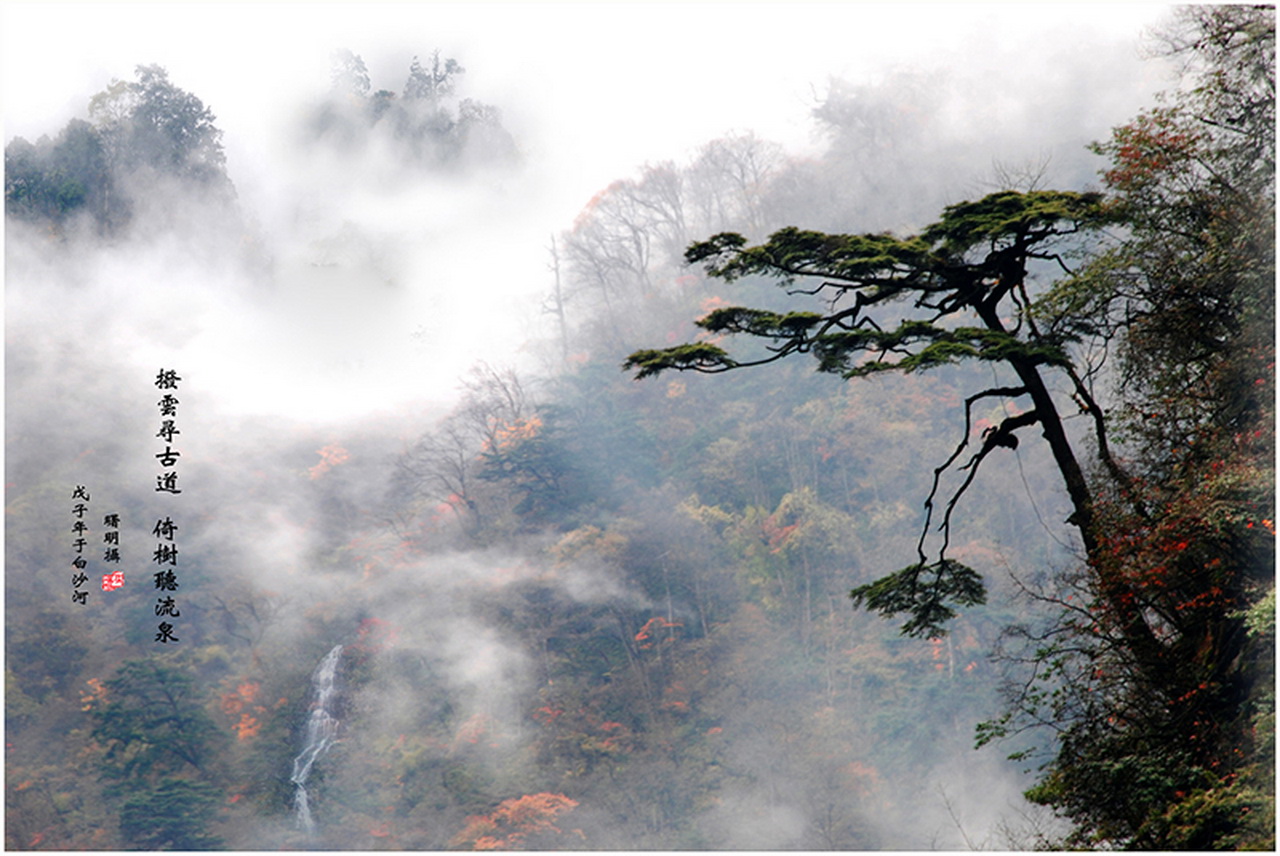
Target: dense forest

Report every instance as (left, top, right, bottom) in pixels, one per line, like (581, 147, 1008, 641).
(5, 6, 1274, 850)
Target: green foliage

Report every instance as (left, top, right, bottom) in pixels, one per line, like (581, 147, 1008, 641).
(6, 64, 231, 232)
(685, 226, 933, 284)
(1242, 586, 1276, 639)
(93, 64, 227, 184)
(920, 190, 1110, 256)
(90, 657, 224, 781)
(1146, 775, 1275, 850)
(812, 323, 1070, 378)
(850, 560, 986, 638)
(118, 777, 224, 850)
(477, 407, 585, 524)
(718, 487, 858, 624)
(683, 231, 746, 266)
(5, 119, 112, 224)
(625, 342, 734, 379)
(697, 306, 824, 338)
(5, 608, 88, 703)
(630, 190, 1106, 389)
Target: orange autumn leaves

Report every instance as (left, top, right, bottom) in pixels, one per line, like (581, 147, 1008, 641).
(483, 415, 543, 455)
(634, 615, 682, 650)
(449, 792, 580, 850)
(219, 681, 271, 741)
(79, 677, 108, 711)
(309, 443, 351, 480)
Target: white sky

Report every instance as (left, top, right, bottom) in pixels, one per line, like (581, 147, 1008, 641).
(2, 3, 1173, 218)
(2, 2, 1177, 422)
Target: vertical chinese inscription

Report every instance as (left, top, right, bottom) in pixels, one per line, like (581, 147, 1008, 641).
(70, 485, 90, 604)
(153, 368, 182, 643)
(101, 512, 124, 591)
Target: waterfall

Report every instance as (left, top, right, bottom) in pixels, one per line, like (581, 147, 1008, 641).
(290, 644, 343, 835)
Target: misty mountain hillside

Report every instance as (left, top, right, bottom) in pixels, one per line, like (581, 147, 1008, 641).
(5, 6, 1273, 851)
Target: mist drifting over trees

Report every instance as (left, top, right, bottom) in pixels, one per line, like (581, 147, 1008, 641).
(5, 4, 1273, 851)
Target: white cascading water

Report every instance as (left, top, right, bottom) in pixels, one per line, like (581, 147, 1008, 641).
(290, 644, 343, 835)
